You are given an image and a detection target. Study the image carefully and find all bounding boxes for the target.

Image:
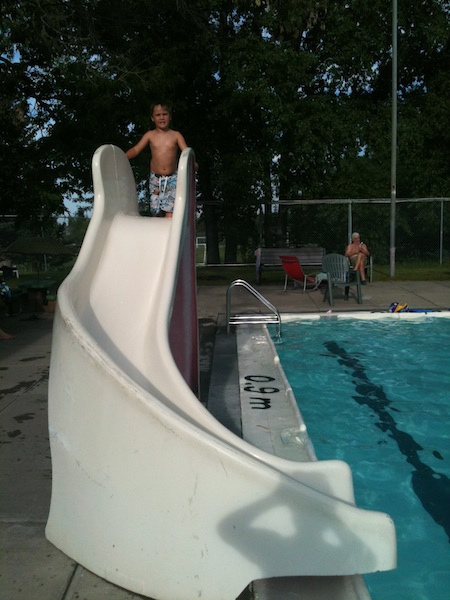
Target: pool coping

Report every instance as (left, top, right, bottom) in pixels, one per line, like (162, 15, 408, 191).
(236, 325, 316, 462)
(280, 309, 450, 322)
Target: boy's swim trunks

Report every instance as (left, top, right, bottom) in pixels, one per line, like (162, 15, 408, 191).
(149, 172, 177, 216)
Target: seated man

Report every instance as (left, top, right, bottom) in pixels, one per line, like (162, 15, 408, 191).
(345, 232, 370, 285)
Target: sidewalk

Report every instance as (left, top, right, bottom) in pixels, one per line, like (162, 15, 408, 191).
(1, 280, 449, 599)
(197, 279, 450, 319)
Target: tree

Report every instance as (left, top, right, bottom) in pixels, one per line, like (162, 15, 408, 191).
(1, 0, 449, 261)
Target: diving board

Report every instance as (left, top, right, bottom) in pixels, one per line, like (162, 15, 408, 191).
(46, 144, 396, 600)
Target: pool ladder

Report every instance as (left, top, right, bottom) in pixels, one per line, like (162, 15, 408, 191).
(226, 279, 282, 338)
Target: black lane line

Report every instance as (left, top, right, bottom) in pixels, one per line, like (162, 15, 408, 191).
(325, 340, 450, 543)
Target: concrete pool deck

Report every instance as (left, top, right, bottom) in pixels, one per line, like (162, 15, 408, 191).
(198, 278, 450, 320)
(1, 280, 449, 600)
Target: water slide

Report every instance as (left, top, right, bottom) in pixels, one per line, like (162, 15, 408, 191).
(46, 145, 396, 600)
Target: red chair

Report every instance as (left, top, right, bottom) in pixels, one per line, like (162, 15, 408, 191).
(280, 255, 319, 292)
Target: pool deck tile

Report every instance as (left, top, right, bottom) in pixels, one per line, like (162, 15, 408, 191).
(0, 280, 449, 600)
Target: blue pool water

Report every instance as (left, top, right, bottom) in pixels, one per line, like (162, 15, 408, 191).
(271, 316, 450, 600)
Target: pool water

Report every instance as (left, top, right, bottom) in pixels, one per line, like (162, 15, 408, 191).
(271, 316, 450, 600)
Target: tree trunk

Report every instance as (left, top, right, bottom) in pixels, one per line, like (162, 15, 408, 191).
(203, 204, 220, 264)
(200, 164, 221, 264)
(224, 204, 238, 263)
(263, 156, 274, 247)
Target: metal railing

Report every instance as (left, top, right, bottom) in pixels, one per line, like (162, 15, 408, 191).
(226, 279, 281, 338)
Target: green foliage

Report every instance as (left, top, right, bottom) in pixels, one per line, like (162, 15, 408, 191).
(1, 0, 449, 262)
(64, 210, 90, 248)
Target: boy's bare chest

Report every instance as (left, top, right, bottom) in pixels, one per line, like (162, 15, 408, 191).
(149, 132, 177, 152)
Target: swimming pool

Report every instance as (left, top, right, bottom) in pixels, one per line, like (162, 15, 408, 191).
(271, 314, 450, 600)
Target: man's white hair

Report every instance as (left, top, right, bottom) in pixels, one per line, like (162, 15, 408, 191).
(352, 232, 360, 241)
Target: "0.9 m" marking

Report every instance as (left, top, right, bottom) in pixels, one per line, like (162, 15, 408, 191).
(244, 375, 280, 410)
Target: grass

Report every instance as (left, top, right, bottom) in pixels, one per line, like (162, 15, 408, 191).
(196, 260, 450, 286)
(374, 261, 450, 281)
(5, 260, 450, 292)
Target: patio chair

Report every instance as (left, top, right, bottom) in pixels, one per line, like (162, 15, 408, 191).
(280, 255, 320, 292)
(322, 253, 362, 306)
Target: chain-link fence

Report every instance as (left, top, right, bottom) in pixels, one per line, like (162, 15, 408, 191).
(256, 198, 449, 265)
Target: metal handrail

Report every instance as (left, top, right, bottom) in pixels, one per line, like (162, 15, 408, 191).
(226, 279, 281, 338)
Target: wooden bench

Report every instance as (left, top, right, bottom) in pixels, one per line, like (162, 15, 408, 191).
(255, 247, 326, 283)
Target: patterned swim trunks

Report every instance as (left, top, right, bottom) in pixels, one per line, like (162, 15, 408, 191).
(149, 172, 177, 216)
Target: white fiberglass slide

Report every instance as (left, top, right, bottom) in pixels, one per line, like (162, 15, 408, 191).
(46, 145, 396, 600)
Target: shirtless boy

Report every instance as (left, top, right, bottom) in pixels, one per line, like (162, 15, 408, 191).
(345, 232, 370, 284)
(126, 103, 188, 217)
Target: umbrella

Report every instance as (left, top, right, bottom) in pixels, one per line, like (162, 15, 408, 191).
(4, 236, 76, 256)
(4, 236, 76, 278)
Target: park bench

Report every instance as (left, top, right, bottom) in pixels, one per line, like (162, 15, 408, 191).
(255, 247, 326, 283)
